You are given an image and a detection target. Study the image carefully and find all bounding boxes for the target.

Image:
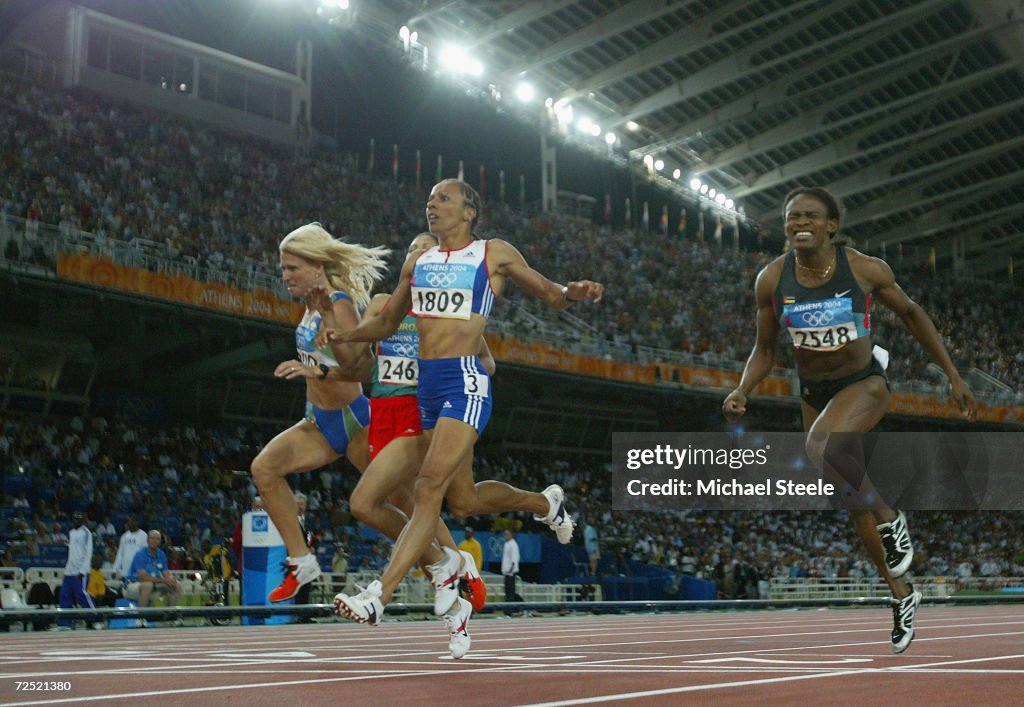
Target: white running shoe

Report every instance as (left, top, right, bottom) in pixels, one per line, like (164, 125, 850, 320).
(533, 484, 575, 544)
(891, 586, 922, 654)
(334, 579, 384, 626)
(445, 596, 472, 659)
(427, 547, 462, 616)
(877, 510, 914, 579)
(269, 552, 321, 602)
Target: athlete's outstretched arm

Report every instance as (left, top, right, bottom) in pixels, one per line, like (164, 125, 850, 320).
(490, 239, 603, 308)
(862, 256, 977, 421)
(724, 263, 781, 421)
(324, 253, 418, 344)
(305, 285, 368, 369)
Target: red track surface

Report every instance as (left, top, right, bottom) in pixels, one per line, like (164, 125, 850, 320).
(1, 604, 1021, 706)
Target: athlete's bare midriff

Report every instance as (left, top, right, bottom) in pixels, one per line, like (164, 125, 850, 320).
(417, 313, 487, 360)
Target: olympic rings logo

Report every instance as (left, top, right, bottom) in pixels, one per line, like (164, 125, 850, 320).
(801, 310, 835, 326)
(488, 536, 504, 556)
(425, 272, 458, 288)
(388, 343, 418, 358)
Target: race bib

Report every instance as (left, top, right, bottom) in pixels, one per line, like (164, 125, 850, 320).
(783, 297, 859, 351)
(411, 285, 473, 319)
(377, 355, 418, 386)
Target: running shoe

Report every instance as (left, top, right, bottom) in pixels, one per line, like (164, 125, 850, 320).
(427, 547, 462, 616)
(891, 586, 922, 654)
(445, 596, 472, 659)
(458, 549, 487, 612)
(533, 484, 575, 544)
(268, 553, 321, 602)
(877, 510, 913, 578)
(333, 579, 384, 626)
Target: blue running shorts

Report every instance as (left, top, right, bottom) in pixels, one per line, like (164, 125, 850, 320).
(304, 395, 371, 454)
(417, 356, 492, 434)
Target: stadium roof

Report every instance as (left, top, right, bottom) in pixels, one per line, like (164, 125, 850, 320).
(359, 0, 1024, 278)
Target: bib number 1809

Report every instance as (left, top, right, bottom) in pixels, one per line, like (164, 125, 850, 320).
(412, 286, 472, 318)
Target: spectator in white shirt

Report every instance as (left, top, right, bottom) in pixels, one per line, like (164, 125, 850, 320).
(56, 511, 95, 628)
(501, 529, 523, 602)
(113, 515, 147, 580)
(95, 515, 117, 544)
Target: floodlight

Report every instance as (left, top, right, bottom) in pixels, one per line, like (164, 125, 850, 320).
(515, 82, 536, 102)
(554, 101, 573, 125)
(440, 46, 483, 76)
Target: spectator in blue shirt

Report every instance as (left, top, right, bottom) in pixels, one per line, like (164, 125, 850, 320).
(123, 530, 180, 608)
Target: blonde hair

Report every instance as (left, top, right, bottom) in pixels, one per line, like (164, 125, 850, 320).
(279, 223, 390, 309)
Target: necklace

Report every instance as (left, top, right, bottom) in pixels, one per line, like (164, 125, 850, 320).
(796, 249, 836, 278)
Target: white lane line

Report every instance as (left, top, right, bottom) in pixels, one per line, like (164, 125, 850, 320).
(514, 653, 1024, 706)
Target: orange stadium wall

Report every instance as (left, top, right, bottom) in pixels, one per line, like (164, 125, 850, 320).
(56, 252, 305, 324)
(54, 252, 1022, 424)
(889, 392, 1023, 425)
(484, 334, 655, 385)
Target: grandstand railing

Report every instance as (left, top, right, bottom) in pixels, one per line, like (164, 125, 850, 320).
(12, 567, 1022, 609)
(4, 567, 594, 607)
(317, 571, 593, 605)
(0, 216, 288, 299)
(769, 576, 1024, 600)
(2, 213, 1020, 406)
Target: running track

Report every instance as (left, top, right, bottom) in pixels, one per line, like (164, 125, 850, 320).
(0, 605, 1021, 706)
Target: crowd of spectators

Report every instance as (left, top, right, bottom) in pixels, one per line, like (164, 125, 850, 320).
(1, 79, 1023, 392)
(3, 410, 1021, 595)
(2, 78, 1023, 603)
